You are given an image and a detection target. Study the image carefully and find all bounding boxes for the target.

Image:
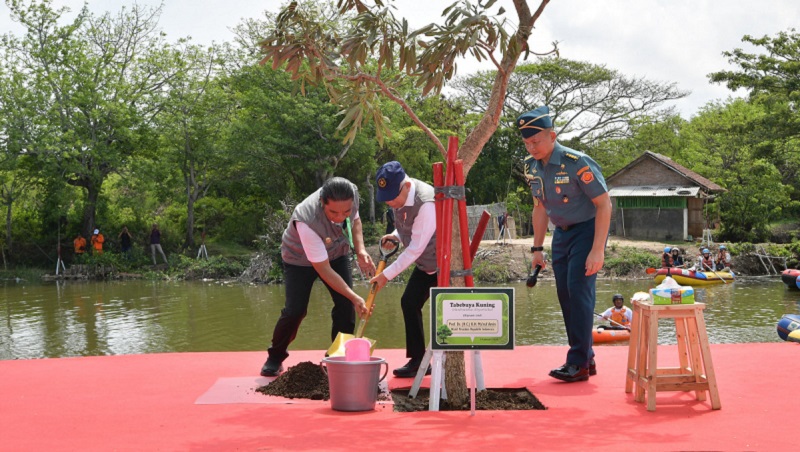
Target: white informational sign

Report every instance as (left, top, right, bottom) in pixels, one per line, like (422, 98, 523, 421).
(431, 287, 514, 350)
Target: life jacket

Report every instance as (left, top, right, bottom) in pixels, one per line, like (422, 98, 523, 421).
(661, 253, 673, 268)
(610, 307, 631, 327)
(700, 254, 714, 270)
(716, 251, 730, 265)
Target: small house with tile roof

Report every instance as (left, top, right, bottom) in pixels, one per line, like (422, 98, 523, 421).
(606, 151, 725, 241)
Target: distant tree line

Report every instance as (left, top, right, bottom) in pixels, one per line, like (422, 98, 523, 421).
(0, 0, 797, 268)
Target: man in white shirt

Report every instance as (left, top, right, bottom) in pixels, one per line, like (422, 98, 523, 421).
(371, 161, 438, 378)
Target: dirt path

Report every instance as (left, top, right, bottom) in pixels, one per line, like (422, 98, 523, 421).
(490, 236, 671, 253)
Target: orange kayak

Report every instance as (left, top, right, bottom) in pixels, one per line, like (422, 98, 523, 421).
(592, 328, 631, 344)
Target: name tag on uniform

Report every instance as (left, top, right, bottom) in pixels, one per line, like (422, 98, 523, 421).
(554, 176, 570, 184)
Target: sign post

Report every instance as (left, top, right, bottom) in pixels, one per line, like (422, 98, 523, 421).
(413, 287, 514, 413)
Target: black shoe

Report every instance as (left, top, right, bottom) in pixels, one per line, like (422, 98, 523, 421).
(549, 363, 589, 382)
(260, 358, 284, 377)
(553, 360, 595, 376)
(393, 359, 431, 378)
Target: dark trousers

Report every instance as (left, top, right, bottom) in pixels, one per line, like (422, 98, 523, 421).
(552, 218, 598, 368)
(401, 267, 438, 361)
(267, 256, 354, 363)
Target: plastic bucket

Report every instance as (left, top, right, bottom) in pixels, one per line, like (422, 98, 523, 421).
(320, 356, 388, 412)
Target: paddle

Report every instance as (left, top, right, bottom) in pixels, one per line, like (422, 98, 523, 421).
(594, 311, 631, 331)
(699, 261, 728, 284)
(709, 267, 728, 284)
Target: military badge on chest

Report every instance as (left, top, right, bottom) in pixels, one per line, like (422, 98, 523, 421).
(554, 165, 569, 185)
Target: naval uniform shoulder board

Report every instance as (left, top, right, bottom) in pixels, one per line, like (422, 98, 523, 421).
(564, 152, 580, 161)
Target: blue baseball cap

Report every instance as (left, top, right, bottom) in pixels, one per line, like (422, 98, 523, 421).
(376, 161, 407, 202)
(517, 106, 554, 139)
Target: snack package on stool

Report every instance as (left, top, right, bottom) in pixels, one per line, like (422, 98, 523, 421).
(650, 276, 695, 305)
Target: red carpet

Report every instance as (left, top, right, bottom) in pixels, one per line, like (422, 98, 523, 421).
(2, 343, 796, 451)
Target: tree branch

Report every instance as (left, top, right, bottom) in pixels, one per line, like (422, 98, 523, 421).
(341, 72, 445, 156)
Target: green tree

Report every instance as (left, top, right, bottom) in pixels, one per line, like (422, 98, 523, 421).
(0, 0, 176, 239)
(0, 61, 38, 255)
(156, 43, 232, 249)
(708, 29, 800, 209)
(679, 99, 794, 241)
(716, 159, 790, 242)
(452, 57, 688, 211)
(453, 57, 688, 147)
(224, 63, 378, 197)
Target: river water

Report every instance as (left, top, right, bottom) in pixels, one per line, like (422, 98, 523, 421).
(1, 277, 798, 360)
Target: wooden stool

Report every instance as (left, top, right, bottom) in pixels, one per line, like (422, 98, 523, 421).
(625, 300, 721, 411)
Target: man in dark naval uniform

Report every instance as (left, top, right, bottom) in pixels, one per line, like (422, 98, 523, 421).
(518, 106, 611, 383)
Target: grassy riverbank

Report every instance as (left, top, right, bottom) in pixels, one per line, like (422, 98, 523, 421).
(8, 235, 800, 285)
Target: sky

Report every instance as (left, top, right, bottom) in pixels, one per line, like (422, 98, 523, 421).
(1, 0, 798, 119)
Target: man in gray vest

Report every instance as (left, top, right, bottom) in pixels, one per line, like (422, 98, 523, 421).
(260, 177, 376, 376)
(372, 161, 438, 378)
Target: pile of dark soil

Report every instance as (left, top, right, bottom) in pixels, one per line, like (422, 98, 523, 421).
(256, 361, 330, 400)
(255, 361, 546, 412)
(390, 388, 546, 412)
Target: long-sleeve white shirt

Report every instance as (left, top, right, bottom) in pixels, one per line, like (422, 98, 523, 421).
(382, 181, 436, 280)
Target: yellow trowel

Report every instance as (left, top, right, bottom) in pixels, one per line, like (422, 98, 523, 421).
(326, 239, 399, 357)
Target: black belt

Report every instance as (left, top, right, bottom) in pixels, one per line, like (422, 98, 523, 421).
(556, 218, 592, 232)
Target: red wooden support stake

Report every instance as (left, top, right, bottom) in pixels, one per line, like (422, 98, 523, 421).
(439, 137, 459, 287)
(470, 211, 490, 261)
(454, 159, 474, 287)
(433, 162, 445, 287)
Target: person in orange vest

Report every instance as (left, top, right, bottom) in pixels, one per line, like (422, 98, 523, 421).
(73, 233, 87, 260)
(698, 248, 714, 271)
(661, 247, 673, 268)
(91, 228, 105, 254)
(598, 294, 632, 330)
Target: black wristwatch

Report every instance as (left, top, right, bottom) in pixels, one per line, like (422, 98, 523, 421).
(531, 246, 544, 252)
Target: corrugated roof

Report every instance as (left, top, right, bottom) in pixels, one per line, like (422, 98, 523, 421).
(608, 186, 700, 197)
(607, 151, 725, 193)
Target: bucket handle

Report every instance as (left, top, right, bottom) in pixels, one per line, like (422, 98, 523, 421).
(378, 361, 388, 383)
(320, 361, 327, 377)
